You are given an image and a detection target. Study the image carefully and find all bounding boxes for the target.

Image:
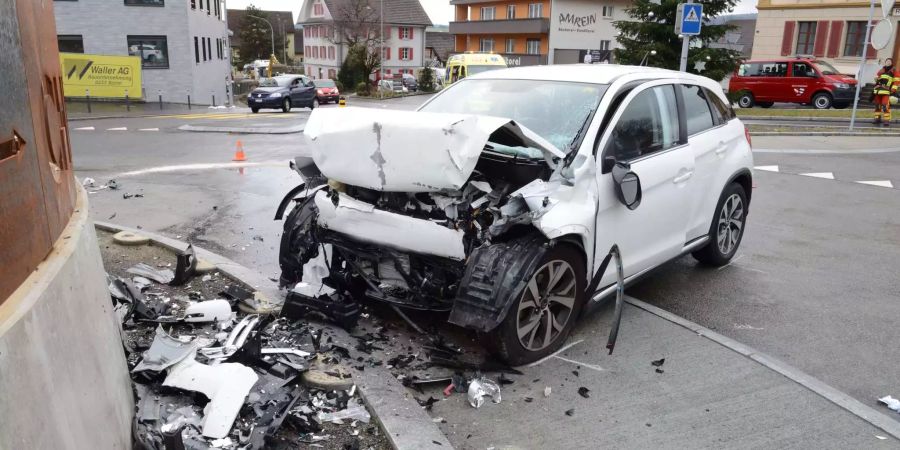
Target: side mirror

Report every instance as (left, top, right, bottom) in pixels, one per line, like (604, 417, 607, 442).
(612, 162, 642, 210)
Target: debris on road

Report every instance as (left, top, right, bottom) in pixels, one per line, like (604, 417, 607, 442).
(127, 263, 175, 284)
(651, 358, 665, 366)
(578, 387, 590, 398)
(879, 395, 900, 412)
(467, 377, 501, 408)
(543, 386, 552, 397)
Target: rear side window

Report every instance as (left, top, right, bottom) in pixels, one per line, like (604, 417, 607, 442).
(738, 62, 788, 77)
(606, 85, 679, 161)
(704, 88, 735, 124)
(680, 85, 715, 135)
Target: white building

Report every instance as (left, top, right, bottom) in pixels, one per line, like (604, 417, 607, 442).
(548, 0, 632, 64)
(298, 0, 431, 80)
(54, 0, 231, 105)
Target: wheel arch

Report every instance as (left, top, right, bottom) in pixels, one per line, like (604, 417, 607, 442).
(729, 168, 753, 207)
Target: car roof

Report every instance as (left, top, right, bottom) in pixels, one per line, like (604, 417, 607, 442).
(466, 63, 717, 86)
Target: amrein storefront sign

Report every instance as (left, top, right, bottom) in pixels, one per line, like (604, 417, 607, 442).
(558, 11, 598, 33)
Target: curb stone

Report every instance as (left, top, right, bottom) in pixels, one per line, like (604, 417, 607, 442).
(93, 221, 454, 449)
(749, 131, 900, 137)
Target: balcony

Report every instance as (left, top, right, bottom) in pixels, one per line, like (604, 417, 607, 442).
(449, 18, 550, 35)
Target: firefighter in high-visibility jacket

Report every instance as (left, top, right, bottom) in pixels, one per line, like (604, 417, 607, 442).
(873, 58, 900, 126)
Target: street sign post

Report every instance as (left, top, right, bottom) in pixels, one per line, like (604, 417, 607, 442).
(676, 2, 703, 71)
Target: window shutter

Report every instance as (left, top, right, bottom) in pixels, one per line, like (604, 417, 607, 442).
(813, 20, 829, 57)
(410, 28, 414, 40)
(826, 21, 843, 58)
(410, 47, 413, 60)
(781, 21, 796, 56)
(384, 27, 390, 39)
(867, 20, 880, 58)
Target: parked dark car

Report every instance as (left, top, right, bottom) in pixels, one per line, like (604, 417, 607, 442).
(249, 75, 316, 113)
(313, 79, 340, 104)
(401, 73, 418, 92)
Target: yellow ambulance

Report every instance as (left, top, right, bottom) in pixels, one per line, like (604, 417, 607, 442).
(444, 53, 508, 84)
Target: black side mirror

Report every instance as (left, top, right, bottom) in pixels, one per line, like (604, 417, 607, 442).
(612, 162, 642, 210)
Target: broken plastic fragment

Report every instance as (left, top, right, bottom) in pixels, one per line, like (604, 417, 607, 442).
(127, 263, 175, 284)
(133, 325, 199, 372)
(316, 404, 371, 424)
(467, 377, 502, 408)
(162, 352, 259, 438)
(879, 395, 900, 412)
(182, 300, 232, 323)
(543, 386, 552, 397)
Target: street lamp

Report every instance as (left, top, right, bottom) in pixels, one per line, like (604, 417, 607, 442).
(247, 14, 275, 62)
(640, 50, 657, 66)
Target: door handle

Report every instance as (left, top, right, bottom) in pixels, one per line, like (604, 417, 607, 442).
(673, 171, 693, 184)
(715, 142, 728, 155)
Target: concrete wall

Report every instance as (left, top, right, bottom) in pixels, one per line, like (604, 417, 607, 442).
(187, 2, 232, 105)
(0, 183, 133, 450)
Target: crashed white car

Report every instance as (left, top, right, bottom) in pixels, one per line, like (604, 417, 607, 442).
(276, 65, 754, 364)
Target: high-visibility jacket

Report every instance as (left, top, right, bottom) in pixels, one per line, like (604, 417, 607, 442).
(874, 66, 900, 95)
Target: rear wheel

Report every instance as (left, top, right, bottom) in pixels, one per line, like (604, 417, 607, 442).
(693, 183, 748, 266)
(282, 98, 292, 113)
(251, 108, 259, 113)
(758, 101, 774, 108)
(485, 244, 586, 365)
(812, 92, 833, 109)
(737, 92, 755, 108)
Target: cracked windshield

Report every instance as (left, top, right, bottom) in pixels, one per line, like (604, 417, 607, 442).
(4, 0, 900, 449)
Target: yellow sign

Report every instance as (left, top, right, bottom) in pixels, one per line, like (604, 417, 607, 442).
(59, 53, 142, 99)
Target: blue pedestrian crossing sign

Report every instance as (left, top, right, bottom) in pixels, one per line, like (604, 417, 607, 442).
(676, 3, 703, 36)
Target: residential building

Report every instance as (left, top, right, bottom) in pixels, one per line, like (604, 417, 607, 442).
(295, 24, 306, 62)
(298, 0, 432, 81)
(54, 0, 230, 105)
(449, 0, 630, 66)
(753, 0, 892, 80)
(227, 9, 297, 65)
(709, 13, 757, 59)
(426, 25, 454, 65)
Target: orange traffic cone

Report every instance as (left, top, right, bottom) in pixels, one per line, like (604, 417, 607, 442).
(233, 140, 247, 161)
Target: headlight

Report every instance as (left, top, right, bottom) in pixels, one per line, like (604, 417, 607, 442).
(317, 89, 324, 95)
(269, 92, 282, 97)
(834, 82, 850, 89)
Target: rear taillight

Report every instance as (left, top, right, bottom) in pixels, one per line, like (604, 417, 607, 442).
(744, 125, 752, 148)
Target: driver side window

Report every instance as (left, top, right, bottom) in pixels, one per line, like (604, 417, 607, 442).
(605, 85, 679, 161)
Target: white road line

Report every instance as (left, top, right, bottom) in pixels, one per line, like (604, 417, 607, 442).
(106, 127, 127, 131)
(116, 160, 287, 177)
(799, 172, 835, 179)
(552, 355, 605, 372)
(525, 339, 584, 368)
(73, 126, 95, 131)
(754, 165, 779, 172)
(856, 180, 894, 188)
(138, 128, 160, 131)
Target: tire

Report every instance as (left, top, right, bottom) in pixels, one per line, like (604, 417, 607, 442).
(758, 102, 774, 108)
(692, 183, 748, 266)
(251, 108, 259, 114)
(282, 98, 292, 113)
(485, 244, 586, 365)
(812, 92, 833, 110)
(737, 92, 755, 108)
(312, 98, 319, 109)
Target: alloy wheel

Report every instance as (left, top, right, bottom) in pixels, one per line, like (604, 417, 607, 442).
(516, 260, 577, 352)
(717, 194, 744, 255)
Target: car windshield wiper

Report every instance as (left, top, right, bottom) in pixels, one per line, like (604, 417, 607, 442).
(563, 108, 595, 167)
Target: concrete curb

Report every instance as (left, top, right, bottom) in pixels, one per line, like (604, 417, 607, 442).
(737, 115, 858, 123)
(625, 296, 900, 441)
(750, 131, 900, 137)
(92, 221, 453, 450)
(177, 124, 305, 134)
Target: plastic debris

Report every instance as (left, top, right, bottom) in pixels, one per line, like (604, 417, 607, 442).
(182, 300, 232, 323)
(578, 387, 590, 398)
(316, 404, 371, 424)
(127, 263, 175, 284)
(651, 358, 665, 367)
(543, 386, 552, 397)
(82, 177, 96, 187)
(467, 377, 502, 408)
(879, 395, 900, 412)
(133, 326, 199, 372)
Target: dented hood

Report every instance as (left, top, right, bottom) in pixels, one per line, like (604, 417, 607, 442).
(303, 107, 563, 192)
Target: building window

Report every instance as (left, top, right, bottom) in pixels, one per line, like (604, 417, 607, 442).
(600, 40, 610, 51)
(194, 36, 200, 63)
(207, 38, 212, 60)
(199, 0, 203, 9)
(481, 6, 495, 20)
(128, 35, 169, 68)
(526, 38, 540, 55)
(399, 27, 412, 39)
(328, 68, 336, 79)
(191, 0, 195, 9)
(382, 47, 391, 60)
(602, 6, 614, 18)
(206, 0, 210, 14)
(795, 21, 817, 55)
(399, 47, 412, 61)
(201, 37, 207, 61)
(58, 35, 84, 53)
(506, 38, 515, 53)
(314, 3, 323, 15)
(528, 3, 542, 18)
(507, 5, 516, 19)
(328, 46, 335, 59)
(124, 0, 164, 5)
(844, 21, 867, 57)
(305, 45, 310, 56)
(480, 38, 494, 52)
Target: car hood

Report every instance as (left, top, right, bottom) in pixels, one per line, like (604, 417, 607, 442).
(253, 86, 287, 94)
(303, 107, 564, 192)
(825, 74, 857, 84)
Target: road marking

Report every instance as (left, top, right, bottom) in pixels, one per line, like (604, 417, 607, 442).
(800, 172, 835, 179)
(525, 339, 584, 368)
(106, 127, 127, 131)
(73, 126, 95, 131)
(717, 254, 745, 271)
(138, 128, 160, 131)
(754, 165, 779, 172)
(116, 160, 287, 177)
(856, 180, 894, 188)
(552, 355, 605, 372)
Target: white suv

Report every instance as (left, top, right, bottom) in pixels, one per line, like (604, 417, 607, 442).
(278, 65, 753, 364)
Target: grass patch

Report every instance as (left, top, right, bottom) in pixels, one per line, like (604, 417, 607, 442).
(747, 123, 894, 133)
(736, 108, 875, 119)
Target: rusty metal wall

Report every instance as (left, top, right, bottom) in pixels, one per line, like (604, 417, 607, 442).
(0, 0, 76, 303)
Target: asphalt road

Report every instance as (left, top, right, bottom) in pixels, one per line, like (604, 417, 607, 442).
(70, 102, 900, 429)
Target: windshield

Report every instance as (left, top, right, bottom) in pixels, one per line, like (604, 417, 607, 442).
(259, 76, 294, 87)
(467, 65, 506, 76)
(315, 80, 336, 87)
(419, 79, 607, 157)
(814, 60, 841, 75)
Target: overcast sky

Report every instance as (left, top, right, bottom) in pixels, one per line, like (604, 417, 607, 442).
(226, 0, 759, 25)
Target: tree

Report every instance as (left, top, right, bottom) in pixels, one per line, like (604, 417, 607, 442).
(238, 6, 273, 66)
(613, 0, 742, 81)
(418, 66, 435, 92)
(330, 0, 383, 80)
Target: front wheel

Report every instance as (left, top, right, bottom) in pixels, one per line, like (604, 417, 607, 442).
(282, 98, 292, 113)
(251, 108, 259, 113)
(737, 92, 755, 108)
(484, 244, 586, 365)
(312, 98, 319, 109)
(693, 183, 748, 266)
(812, 92, 833, 109)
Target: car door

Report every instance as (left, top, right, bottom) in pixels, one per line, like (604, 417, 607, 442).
(593, 82, 696, 284)
(288, 77, 303, 103)
(787, 61, 816, 103)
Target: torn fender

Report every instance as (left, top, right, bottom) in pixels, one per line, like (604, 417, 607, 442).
(303, 107, 563, 192)
(314, 191, 467, 260)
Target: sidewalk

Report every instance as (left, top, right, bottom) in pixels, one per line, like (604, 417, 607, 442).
(66, 100, 243, 120)
(421, 299, 900, 449)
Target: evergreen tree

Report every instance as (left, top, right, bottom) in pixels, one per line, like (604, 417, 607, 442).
(613, 0, 742, 81)
(238, 6, 272, 65)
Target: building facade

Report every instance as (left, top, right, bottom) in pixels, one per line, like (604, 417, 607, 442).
(449, 0, 630, 66)
(753, 0, 891, 81)
(298, 0, 431, 81)
(709, 13, 757, 59)
(54, 0, 231, 105)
